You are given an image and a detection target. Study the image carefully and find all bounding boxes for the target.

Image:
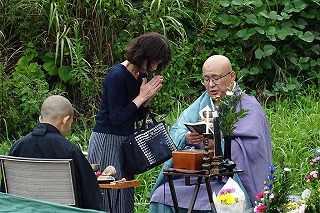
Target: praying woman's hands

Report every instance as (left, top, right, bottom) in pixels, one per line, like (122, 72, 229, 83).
(133, 75, 163, 108)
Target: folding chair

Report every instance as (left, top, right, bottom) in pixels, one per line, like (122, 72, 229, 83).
(0, 155, 78, 206)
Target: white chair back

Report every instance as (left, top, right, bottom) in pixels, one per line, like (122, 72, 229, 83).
(0, 155, 78, 206)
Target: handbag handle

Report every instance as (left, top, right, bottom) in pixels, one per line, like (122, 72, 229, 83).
(135, 110, 157, 132)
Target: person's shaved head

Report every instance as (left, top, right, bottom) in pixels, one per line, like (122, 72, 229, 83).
(202, 55, 232, 75)
(40, 95, 74, 121)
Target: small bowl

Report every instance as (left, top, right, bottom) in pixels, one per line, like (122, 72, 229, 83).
(91, 164, 99, 172)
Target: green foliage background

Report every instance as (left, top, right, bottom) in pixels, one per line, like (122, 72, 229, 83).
(1, 0, 319, 140)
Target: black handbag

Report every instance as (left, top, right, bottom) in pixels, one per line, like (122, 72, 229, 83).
(122, 111, 177, 174)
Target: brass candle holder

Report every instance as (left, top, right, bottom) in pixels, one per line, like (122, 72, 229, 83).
(202, 133, 212, 171)
(210, 156, 225, 175)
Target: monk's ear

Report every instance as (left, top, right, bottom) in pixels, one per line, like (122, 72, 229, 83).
(39, 115, 43, 122)
(62, 115, 70, 125)
(230, 71, 236, 82)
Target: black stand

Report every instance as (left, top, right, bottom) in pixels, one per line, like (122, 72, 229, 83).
(163, 169, 244, 213)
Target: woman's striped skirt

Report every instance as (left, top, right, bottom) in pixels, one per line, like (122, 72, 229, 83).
(88, 132, 134, 213)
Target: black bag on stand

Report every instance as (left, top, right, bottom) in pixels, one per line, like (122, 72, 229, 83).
(122, 111, 176, 174)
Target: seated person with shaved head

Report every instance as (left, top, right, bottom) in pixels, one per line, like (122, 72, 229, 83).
(1, 95, 103, 211)
(149, 55, 272, 213)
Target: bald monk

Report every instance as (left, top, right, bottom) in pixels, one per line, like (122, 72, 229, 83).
(149, 55, 272, 212)
(1, 95, 103, 211)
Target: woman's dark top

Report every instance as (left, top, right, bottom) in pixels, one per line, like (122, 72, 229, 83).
(93, 64, 148, 136)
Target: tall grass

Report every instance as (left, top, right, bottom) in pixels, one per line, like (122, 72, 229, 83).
(264, 88, 320, 190)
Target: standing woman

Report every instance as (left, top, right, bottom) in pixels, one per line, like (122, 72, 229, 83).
(87, 32, 171, 213)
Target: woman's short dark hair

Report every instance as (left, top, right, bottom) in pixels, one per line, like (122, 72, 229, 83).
(124, 32, 171, 72)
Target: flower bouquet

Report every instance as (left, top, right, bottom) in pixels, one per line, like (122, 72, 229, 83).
(304, 154, 320, 212)
(213, 177, 246, 213)
(254, 166, 307, 213)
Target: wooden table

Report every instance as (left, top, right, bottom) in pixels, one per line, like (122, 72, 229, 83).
(99, 180, 140, 213)
(163, 168, 243, 213)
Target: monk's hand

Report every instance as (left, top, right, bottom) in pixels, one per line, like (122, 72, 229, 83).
(186, 131, 204, 145)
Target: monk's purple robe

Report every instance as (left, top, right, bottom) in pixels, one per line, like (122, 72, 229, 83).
(150, 86, 272, 211)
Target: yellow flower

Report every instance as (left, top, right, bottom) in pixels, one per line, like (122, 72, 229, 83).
(284, 202, 299, 210)
(216, 193, 237, 205)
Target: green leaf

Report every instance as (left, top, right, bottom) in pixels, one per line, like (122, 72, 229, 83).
(246, 14, 257, 24)
(58, 65, 72, 82)
(215, 29, 230, 41)
(269, 11, 283, 20)
(27, 63, 43, 77)
(280, 12, 291, 19)
(43, 61, 58, 76)
(276, 29, 289, 40)
(267, 35, 277, 41)
(242, 28, 256, 40)
(43, 52, 55, 62)
(296, 18, 308, 29)
(219, 0, 231, 7)
(286, 83, 296, 90)
(240, 68, 250, 76)
(255, 48, 264, 59)
(311, 44, 320, 54)
(218, 14, 232, 25)
(249, 67, 260, 75)
(256, 16, 266, 26)
(310, 59, 317, 67)
(266, 26, 277, 36)
(263, 45, 276, 56)
(287, 54, 298, 65)
(283, 3, 295, 13)
(236, 29, 247, 38)
(294, 30, 303, 38)
(259, 10, 269, 18)
(255, 27, 265, 34)
(299, 57, 310, 64)
(251, 0, 263, 7)
(293, 0, 307, 12)
(300, 31, 315, 42)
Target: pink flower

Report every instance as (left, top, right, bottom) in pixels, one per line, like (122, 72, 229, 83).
(256, 192, 264, 198)
(310, 171, 318, 178)
(219, 188, 236, 195)
(256, 205, 267, 212)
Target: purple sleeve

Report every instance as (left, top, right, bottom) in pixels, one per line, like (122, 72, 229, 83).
(231, 94, 272, 204)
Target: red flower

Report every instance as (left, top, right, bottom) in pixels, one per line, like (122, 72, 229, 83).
(256, 205, 267, 211)
(256, 192, 264, 198)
